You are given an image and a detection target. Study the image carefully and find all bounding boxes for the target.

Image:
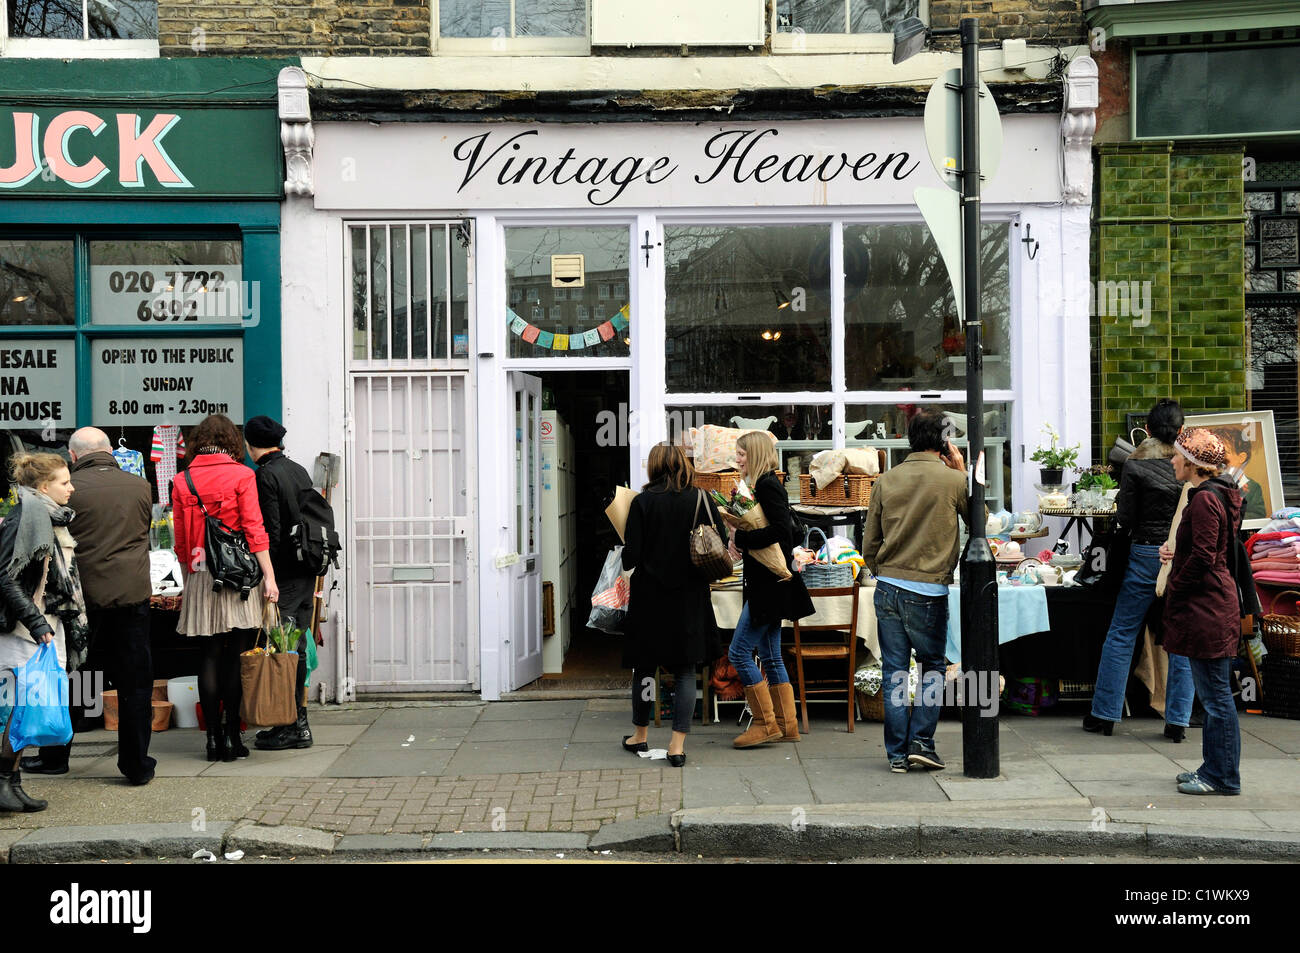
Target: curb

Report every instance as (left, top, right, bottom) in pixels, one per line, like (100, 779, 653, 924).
(4, 814, 1299, 861)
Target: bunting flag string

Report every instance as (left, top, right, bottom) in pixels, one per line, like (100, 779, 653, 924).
(507, 304, 629, 350)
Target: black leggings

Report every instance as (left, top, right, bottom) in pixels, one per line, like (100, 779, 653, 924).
(199, 629, 255, 732)
(632, 666, 697, 734)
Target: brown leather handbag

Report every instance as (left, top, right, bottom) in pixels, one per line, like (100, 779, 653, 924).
(689, 490, 733, 581)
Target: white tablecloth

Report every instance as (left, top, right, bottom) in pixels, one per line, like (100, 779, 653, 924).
(710, 581, 1051, 664)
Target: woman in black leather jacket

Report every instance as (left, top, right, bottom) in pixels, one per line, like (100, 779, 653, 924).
(0, 451, 77, 814)
(1085, 399, 1195, 740)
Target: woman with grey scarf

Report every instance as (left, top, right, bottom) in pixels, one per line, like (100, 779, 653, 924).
(0, 451, 88, 813)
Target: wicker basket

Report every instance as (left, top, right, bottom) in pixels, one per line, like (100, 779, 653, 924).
(1262, 655, 1300, 720)
(801, 526, 855, 587)
(692, 470, 784, 495)
(799, 473, 876, 507)
(855, 689, 885, 722)
(1260, 589, 1300, 658)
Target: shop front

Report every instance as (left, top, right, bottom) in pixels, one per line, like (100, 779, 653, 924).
(291, 75, 1098, 699)
(0, 60, 286, 675)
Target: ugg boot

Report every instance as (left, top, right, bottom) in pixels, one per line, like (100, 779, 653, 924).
(769, 681, 801, 742)
(733, 682, 782, 748)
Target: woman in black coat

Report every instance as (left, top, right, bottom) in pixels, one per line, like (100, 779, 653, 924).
(722, 432, 815, 748)
(620, 443, 722, 767)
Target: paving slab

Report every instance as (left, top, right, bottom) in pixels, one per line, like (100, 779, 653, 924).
(444, 740, 567, 775)
(425, 832, 590, 851)
(9, 822, 230, 863)
(226, 822, 335, 856)
(366, 706, 484, 729)
(323, 747, 454, 778)
(1106, 809, 1271, 830)
(201, 746, 346, 778)
(306, 707, 386, 725)
(475, 701, 585, 722)
(802, 757, 949, 804)
(0, 828, 30, 863)
(1041, 753, 1183, 782)
(587, 814, 676, 853)
(584, 699, 629, 712)
(682, 763, 815, 809)
(669, 736, 802, 767)
(306, 724, 371, 746)
(1256, 811, 1300, 832)
(1145, 825, 1300, 859)
(0, 777, 276, 830)
(569, 710, 638, 743)
(936, 762, 1086, 802)
(465, 719, 577, 742)
(335, 833, 427, 856)
(560, 742, 648, 771)
(351, 724, 470, 749)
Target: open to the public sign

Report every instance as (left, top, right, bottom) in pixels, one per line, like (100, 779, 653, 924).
(89, 265, 246, 325)
(551, 254, 585, 288)
(90, 338, 244, 426)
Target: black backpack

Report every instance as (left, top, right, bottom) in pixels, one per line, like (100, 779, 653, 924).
(289, 485, 341, 577)
(183, 469, 263, 601)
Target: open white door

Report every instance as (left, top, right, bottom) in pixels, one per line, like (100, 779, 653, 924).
(509, 372, 544, 689)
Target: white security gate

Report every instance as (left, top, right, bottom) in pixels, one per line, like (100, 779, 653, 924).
(346, 222, 477, 692)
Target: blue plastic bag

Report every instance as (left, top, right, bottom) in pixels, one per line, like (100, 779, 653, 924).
(9, 643, 73, 750)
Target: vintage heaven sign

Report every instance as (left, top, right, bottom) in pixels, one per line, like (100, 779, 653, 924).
(313, 115, 1061, 209)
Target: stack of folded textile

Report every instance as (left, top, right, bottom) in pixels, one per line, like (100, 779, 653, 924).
(1246, 508, 1300, 587)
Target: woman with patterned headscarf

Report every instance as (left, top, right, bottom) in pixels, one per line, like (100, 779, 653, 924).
(1159, 429, 1245, 795)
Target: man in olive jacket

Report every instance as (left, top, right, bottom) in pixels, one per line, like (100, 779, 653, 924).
(861, 408, 969, 774)
(23, 427, 155, 784)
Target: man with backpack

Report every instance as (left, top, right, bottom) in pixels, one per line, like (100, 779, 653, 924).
(244, 416, 334, 751)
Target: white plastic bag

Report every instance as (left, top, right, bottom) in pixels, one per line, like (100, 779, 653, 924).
(588, 546, 631, 634)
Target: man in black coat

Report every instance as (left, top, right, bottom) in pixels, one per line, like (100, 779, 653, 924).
(245, 416, 318, 751)
(23, 427, 156, 784)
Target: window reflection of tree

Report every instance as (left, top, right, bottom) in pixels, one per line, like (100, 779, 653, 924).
(440, 0, 582, 38)
(664, 226, 832, 393)
(0, 242, 74, 325)
(1248, 304, 1300, 503)
(778, 0, 917, 34)
(8, 0, 157, 38)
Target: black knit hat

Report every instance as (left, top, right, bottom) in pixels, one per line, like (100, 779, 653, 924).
(245, 415, 286, 449)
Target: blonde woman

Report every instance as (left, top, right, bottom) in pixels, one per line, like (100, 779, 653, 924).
(722, 432, 814, 747)
(0, 452, 88, 813)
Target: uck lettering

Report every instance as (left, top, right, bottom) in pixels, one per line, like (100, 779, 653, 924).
(0, 111, 190, 189)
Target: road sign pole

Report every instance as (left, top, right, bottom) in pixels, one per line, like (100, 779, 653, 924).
(958, 15, 1000, 779)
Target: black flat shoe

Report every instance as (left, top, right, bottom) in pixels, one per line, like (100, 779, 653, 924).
(1082, 714, 1114, 736)
(622, 735, 648, 754)
(666, 753, 686, 767)
(1164, 724, 1186, 743)
(18, 757, 68, 775)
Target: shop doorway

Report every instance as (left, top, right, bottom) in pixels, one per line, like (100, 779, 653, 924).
(520, 369, 630, 690)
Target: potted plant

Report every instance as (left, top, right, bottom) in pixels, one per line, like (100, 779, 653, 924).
(1076, 464, 1120, 506)
(1030, 425, 1080, 485)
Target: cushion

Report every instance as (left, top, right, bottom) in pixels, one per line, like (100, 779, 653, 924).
(691, 424, 777, 473)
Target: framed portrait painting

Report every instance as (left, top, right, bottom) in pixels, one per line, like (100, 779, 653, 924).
(1184, 410, 1285, 530)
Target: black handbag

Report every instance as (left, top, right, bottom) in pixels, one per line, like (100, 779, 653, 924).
(1074, 526, 1131, 594)
(184, 469, 263, 601)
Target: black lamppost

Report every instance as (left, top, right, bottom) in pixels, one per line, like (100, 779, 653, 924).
(894, 15, 999, 779)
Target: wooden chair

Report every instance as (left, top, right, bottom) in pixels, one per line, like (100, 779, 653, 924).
(787, 585, 860, 733)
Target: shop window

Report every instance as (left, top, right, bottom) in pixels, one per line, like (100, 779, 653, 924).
(664, 224, 831, 392)
(88, 239, 242, 326)
(0, 239, 75, 325)
(772, 0, 921, 53)
(843, 222, 1010, 392)
(505, 225, 630, 359)
(350, 222, 472, 363)
(846, 401, 1012, 511)
(438, 0, 587, 54)
(664, 402, 833, 494)
(3, 0, 157, 41)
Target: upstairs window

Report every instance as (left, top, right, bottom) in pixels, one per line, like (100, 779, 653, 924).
(437, 0, 587, 54)
(773, 0, 922, 53)
(3, 0, 157, 53)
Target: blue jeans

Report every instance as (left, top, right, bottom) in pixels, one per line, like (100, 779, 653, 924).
(874, 581, 948, 761)
(728, 604, 789, 688)
(1091, 544, 1195, 726)
(1187, 657, 1241, 793)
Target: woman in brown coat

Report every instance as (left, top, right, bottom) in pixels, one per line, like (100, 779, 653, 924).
(1159, 429, 1244, 795)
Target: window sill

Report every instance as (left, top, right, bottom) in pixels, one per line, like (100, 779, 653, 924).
(2, 38, 159, 58)
(433, 37, 590, 56)
(770, 34, 894, 55)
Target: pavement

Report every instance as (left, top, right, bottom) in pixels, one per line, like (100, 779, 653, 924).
(2, 698, 1299, 862)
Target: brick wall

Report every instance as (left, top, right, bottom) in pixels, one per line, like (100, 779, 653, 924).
(159, 0, 432, 57)
(159, 0, 1086, 59)
(930, 0, 1086, 44)
(1095, 143, 1246, 449)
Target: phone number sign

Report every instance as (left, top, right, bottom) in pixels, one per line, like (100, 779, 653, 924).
(89, 265, 245, 325)
(91, 338, 243, 426)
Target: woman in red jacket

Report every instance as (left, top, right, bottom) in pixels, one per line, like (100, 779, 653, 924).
(172, 415, 279, 762)
(1159, 429, 1243, 796)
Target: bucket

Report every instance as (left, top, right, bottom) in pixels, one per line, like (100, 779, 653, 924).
(167, 676, 200, 728)
(151, 701, 173, 731)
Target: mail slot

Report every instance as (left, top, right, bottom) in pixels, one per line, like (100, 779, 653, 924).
(392, 566, 436, 582)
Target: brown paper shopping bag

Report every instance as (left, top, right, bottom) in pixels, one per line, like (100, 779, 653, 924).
(605, 486, 637, 543)
(240, 616, 298, 728)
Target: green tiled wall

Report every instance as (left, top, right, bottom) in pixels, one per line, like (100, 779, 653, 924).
(1095, 142, 1246, 452)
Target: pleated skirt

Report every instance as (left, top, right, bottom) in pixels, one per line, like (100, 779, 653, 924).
(176, 570, 265, 637)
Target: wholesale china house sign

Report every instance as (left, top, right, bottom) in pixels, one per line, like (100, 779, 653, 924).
(0, 107, 283, 197)
(313, 117, 1061, 209)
